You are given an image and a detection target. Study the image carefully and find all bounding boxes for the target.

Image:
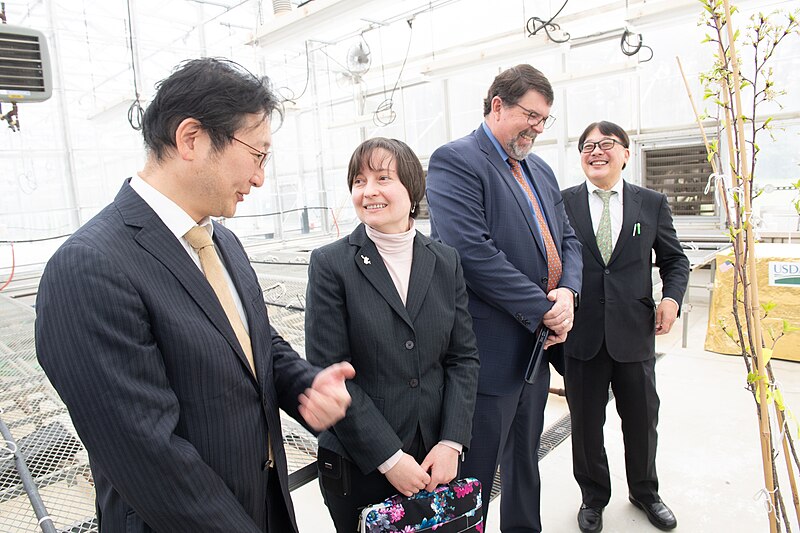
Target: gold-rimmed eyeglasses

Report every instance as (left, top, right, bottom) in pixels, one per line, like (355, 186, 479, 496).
(509, 102, 556, 129)
(230, 136, 271, 169)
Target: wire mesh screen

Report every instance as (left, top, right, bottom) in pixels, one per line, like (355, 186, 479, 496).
(0, 280, 319, 532)
(258, 276, 309, 358)
(643, 143, 715, 216)
(0, 296, 95, 532)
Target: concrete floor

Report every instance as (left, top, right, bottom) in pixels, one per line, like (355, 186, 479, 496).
(289, 274, 800, 532)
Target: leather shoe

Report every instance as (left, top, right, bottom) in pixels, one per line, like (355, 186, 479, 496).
(629, 496, 677, 530)
(577, 504, 603, 532)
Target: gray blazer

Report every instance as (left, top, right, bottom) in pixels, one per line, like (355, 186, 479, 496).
(304, 223, 480, 475)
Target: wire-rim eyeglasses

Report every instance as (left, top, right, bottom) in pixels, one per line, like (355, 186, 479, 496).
(230, 136, 271, 168)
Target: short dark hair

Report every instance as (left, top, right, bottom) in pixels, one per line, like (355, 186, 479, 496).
(578, 121, 630, 169)
(142, 58, 282, 161)
(346, 138, 425, 219)
(482, 64, 554, 116)
(578, 121, 630, 151)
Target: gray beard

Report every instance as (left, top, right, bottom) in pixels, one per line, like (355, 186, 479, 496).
(506, 133, 535, 160)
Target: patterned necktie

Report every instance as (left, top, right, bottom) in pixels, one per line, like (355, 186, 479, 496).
(594, 190, 616, 264)
(508, 159, 562, 292)
(184, 226, 275, 468)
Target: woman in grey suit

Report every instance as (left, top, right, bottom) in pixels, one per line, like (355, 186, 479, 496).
(305, 137, 480, 532)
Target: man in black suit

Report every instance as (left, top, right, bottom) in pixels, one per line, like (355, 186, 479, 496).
(35, 58, 354, 533)
(561, 121, 689, 532)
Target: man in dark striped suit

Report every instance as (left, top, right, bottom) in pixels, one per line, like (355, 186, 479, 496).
(35, 58, 354, 533)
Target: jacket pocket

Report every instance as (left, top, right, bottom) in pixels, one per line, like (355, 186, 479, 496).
(638, 296, 656, 309)
(125, 509, 150, 533)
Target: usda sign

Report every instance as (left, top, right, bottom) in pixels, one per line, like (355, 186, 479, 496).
(769, 262, 800, 287)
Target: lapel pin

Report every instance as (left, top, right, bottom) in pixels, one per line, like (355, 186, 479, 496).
(361, 254, 371, 265)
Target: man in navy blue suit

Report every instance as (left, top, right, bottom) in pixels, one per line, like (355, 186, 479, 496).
(426, 64, 582, 532)
(35, 58, 354, 533)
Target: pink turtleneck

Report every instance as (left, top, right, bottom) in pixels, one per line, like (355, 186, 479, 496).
(365, 219, 416, 305)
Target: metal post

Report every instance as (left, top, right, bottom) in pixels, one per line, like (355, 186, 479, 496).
(0, 417, 57, 533)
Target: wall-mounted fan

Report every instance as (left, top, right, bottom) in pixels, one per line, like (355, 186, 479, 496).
(344, 40, 371, 81)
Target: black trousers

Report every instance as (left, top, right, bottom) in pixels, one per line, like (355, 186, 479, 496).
(565, 343, 660, 508)
(318, 429, 427, 533)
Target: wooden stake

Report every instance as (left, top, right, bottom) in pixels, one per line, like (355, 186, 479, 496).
(722, 1, 777, 531)
(675, 56, 732, 225)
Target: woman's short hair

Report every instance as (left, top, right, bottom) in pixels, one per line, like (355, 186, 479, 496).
(347, 138, 425, 219)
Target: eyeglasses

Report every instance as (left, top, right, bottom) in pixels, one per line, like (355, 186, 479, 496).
(580, 138, 626, 153)
(230, 136, 271, 169)
(509, 102, 556, 129)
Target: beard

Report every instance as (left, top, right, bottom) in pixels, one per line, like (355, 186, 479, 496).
(506, 130, 537, 160)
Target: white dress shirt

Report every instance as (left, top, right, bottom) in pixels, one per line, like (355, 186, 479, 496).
(586, 177, 624, 250)
(130, 175, 250, 333)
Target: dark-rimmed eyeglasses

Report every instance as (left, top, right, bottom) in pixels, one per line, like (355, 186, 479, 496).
(509, 102, 556, 129)
(580, 138, 625, 153)
(230, 136, 271, 169)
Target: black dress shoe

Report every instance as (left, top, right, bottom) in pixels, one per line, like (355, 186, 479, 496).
(629, 496, 677, 530)
(577, 504, 603, 533)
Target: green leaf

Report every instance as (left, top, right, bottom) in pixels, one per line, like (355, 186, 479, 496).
(774, 388, 785, 411)
(761, 301, 777, 313)
(783, 320, 800, 333)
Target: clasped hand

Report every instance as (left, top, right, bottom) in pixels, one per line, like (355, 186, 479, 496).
(385, 444, 459, 496)
(542, 287, 574, 348)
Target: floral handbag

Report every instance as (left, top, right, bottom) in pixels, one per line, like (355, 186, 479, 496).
(359, 478, 483, 533)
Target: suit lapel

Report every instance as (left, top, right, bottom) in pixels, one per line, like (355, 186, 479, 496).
(405, 234, 435, 323)
(475, 127, 546, 258)
(118, 181, 258, 384)
(565, 183, 605, 266)
(350, 225, 414, 329)
(609, 181, 642, 265)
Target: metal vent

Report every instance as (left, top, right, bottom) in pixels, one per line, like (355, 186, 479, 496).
(642, 143, 714, 216)
(0, 24, 53, 103)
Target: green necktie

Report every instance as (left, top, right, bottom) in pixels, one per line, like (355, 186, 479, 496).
(594, 190, 616, 264)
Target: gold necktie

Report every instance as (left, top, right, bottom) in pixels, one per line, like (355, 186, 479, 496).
(184, 226, 274, 467)
(184, 226, 256, 376)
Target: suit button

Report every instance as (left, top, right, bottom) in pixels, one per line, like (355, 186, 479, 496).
(515, 313, 524, 322)
(409, 378, 419, 388)
(604, 269, 610, 275)
(405, 340, 415, 350)
(600, 298, 605, 304)
(541, 277, 548, 284)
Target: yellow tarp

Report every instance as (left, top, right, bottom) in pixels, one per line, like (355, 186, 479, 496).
(705, 243, 800, 362)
